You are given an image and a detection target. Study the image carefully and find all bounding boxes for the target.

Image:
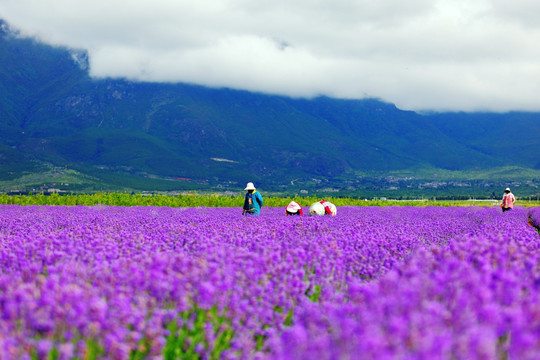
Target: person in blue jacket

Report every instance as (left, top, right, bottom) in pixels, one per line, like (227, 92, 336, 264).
(242, 182, 263, 215)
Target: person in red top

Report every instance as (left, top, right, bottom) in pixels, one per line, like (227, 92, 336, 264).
(286, 201, 304, 216)
(501, 187, 515, 212)
(319, 200, 337, 216)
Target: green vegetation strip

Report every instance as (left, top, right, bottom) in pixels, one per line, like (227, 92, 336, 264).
(1, 193, 539, 207)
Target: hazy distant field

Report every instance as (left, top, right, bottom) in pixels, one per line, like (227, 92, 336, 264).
(1, 192, 540, 208)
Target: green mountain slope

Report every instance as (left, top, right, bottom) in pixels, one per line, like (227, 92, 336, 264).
(1, 19, 540, 195)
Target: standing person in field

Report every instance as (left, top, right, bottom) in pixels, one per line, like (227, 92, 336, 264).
(501, 187, 515, 212)
(286, 201, 304, 216)
(242, 182, 263, 215)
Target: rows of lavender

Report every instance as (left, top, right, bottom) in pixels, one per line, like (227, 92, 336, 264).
(529, 207, 540, 229)
(0, 205, 539, 359)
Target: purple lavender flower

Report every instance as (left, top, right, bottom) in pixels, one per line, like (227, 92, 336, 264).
(0, 204, 538, 358)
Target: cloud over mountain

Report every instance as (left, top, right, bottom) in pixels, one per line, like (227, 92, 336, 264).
(1, 0, 540, 111)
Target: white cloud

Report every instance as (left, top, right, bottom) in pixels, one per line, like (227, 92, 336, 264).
(1, 0, 540, 111)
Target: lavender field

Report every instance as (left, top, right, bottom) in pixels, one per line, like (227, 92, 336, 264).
(1, 205, 539, 359)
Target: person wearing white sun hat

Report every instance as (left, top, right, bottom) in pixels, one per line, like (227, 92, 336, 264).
(286, 201, 304, 216)
(501, 187, 515, 212)
(242, 182, 264, 215)
(309, 200, 337, 216)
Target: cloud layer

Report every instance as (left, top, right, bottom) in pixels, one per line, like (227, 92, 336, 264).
(2, 0, 540, 111)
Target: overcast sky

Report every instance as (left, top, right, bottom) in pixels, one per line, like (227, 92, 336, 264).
(2, 0, 540, 112)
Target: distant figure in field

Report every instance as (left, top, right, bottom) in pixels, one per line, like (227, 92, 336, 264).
(501, 187, 515, 212)
(286, 201, 304, 216)
(242, 182, 263, 215)
(309, 200, 337, 216)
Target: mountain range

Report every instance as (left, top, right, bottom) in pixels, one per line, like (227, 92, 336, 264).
(1, 19, 539, 197)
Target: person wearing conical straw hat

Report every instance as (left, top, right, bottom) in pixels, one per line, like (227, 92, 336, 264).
(501, 187, 515, 212)
(242, 182, 264, 215)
